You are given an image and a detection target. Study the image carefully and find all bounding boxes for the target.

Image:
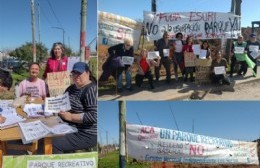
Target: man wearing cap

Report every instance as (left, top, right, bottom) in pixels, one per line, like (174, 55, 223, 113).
(107, 39, 134, 92)
(246, 33, 260, 77)
(230, 35, 248, 77)
(48, 62, 97, 153)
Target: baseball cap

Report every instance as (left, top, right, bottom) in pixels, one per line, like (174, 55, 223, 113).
(250, 33, 256, 38)
(72, 62, 89, 73)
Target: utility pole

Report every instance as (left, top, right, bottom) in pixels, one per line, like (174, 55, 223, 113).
(119, 101, 126, 168)
(151, 0, 156, 13)
(80, 0, 87, 62)
(30, 0, 36, 62)
(37, 0, 41, 61)
(106, 131, 108, 146)
(99, 131, 103, 147)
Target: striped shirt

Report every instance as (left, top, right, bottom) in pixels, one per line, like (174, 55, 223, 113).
(65, 82, 97, 141)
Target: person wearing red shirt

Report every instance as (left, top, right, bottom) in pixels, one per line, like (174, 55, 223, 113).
(182, 36, 195, 82)
(42, 42, 68, 80)
(135, 49, 160, 89)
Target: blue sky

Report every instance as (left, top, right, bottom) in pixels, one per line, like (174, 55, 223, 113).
(0, 0, 97, 53)
(98, 0, 260, 27)
(98, 101, 260, 145)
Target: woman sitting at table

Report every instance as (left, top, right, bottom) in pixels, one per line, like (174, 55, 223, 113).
(19, 62, 47, 99)
(43, 62, 97, 153)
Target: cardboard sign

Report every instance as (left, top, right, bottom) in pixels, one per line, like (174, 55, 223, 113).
(184, 52, 196, 67)
(3, 152, 98, 168)
(195, 59, 212, 83)
(234, 47, 245, 54)
(44, 92, 71, 113)
(163, 49, 169, 57)
(121, 56, 134, 65)
(214, 66, 226, 75)
(47, 71, 71, 97)
(147, 51, 160, 60)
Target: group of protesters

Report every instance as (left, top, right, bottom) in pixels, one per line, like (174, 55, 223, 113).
(0, 42, 97, 154)
(100, 32, 259, 93)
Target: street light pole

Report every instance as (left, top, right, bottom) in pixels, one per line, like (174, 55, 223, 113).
(52, 27, 65, 45)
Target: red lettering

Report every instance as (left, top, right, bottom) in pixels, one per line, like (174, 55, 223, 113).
(189, 145, 205, 156)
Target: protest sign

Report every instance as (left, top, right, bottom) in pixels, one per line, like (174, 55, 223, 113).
(127, 124, 259, 165)
(98, 11, 142, 49)
(184, 52, 196, 67)
(67, 57, 80, 72)
(234, 47, 245, 54)
(214, 66, 226, 75)
(47, 71, 71, 97)
(148, 51, 160, 59)
(163, 49, 169, 57)
(249, 45, 259, 52)
(250, 51, 260, 59)
(199, 49, 207, 59)
(122, 56, 134, 65)
(195, 59, 212, 83)
(44, 92, 71, 113)
(192, 44, 201, 55)
(144, 11, 241, 41)
(3, 152, 98, 168)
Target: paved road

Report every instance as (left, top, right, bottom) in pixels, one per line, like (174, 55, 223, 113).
(98, 67, 260, 101)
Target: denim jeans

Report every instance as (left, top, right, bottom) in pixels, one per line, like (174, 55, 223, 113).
(117, 69, 131, 89)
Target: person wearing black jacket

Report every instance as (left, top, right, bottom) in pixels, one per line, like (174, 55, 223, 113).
(246, 33, 260, 77)
(108, 39, 134, 92)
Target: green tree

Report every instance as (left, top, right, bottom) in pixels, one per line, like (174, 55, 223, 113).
(9, 42, 48, 62)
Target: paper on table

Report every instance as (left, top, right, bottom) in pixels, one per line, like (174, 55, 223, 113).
(47, 124, 77, 135)
(18, 120, 50, 144)
(0, 113, 25, 129)
(23, 104, 44, 118)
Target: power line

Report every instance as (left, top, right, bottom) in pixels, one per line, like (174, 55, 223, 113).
(136, 112, 143, 125)
(168, 101, 179, 131)
(46, 0, 63, 29)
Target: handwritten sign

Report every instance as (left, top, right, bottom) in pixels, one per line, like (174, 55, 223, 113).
(127, 124, 259, 165)
(98, 11, 142, 49)
(144, 11, 241, 41)
(44, 92, 71, 113)
(148, 51, 160, 59)
(199, 49, 207, 59)
(195, 59, 212, 83)
(163, 49, 169, 57)
(47, 71, 71, 97)
(234, 47, 245, 54)
(214, 66, 226, 75)
(121, 56, 134, 65)
(184, 52, 196, 67)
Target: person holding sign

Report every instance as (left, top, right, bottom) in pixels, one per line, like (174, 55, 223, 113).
(46, 62, 97, 153)
(172, 32, 185, 81)
(230, 35, 248, 77)
(246, 33, 260, 77)
(42, 42, 68, 80)
(19, 63, 47, 99)
(200, 41, 211, 59)
(154, 31, 172, 84)
(183, 36, 195, 82)
(210, 50, 230, 85)
(108, 39, 134, 92)
(135, 49, 160, 90)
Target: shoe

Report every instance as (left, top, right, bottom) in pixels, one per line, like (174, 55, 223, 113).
(126, 87, 133, 91)
(117, 88, 123, 93)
